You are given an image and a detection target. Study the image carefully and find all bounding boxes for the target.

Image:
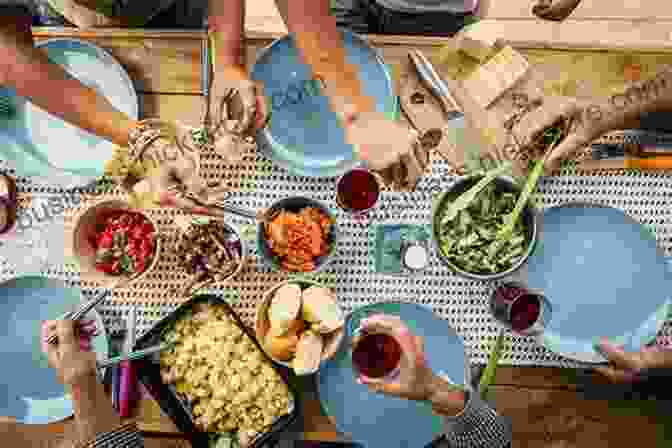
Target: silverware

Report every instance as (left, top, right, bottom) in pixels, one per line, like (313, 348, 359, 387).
(179, 189, 261, 221)
(202, 32, 212, 136)
(47, 289, 111, 345)
(48, 276, 137, 345)
(97, 343, 175, 369)
(408, 49, 463, 121)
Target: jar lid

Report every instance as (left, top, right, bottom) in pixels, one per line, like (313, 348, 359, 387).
(403, 244, 428, 271)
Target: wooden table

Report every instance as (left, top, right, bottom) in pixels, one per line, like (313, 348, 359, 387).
(7, 24, 672, 447)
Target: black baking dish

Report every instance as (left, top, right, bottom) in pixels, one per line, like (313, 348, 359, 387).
(134, 294, 299, 448)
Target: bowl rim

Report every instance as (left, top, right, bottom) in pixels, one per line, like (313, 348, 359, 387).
(173, 217, 248, 286)
(255, 278, 345, 370)
(257, 196, 338, 273)
(431, 174, 538, 281)
(71, 198, 162, 286)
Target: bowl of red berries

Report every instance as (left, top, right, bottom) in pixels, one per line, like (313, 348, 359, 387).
(72, 199, 161, 287)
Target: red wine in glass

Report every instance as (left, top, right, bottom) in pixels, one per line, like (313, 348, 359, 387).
(509, 294, 541, 333)
(351, 332, 402, 379)
(336, 169, 380, 214)
(490, 282, 546, 335)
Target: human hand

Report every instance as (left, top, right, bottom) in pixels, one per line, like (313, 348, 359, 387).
(207, 66, 268, 161)
(355, 315, 466, 415)
(532, 0, 583, 21)
(594, 339, 672, 383)
(119, 119, 206, 210)
(41, 320, 98, 390)
(339, 108, 430, 188)
(512, 95, 601, 172)
(353, 315, 435, 400)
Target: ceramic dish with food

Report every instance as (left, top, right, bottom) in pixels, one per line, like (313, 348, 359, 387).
(255, 280, 345, 375)
(133, 294, 297, 448)
(432, 176, 537, 281)
(72, 199, 161, 287)
(174, 217, 246, 295)
(258, 197, 337, 273)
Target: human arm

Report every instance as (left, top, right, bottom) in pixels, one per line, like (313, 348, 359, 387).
(355, 315, 511, 447)
(274, 0, 428, 173)
(42, 320, 144, 447)
(274, 0, 375, 117)
(509, 67, 672, 171)
(0, 7, 136, 147)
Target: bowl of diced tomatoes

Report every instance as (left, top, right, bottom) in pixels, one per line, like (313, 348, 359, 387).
(72, 199, 161, 286)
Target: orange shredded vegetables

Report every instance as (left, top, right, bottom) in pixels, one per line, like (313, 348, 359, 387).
(265, 207, 332, 272)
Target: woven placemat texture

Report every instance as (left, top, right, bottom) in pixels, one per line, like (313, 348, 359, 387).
(2, 130, 672, 368)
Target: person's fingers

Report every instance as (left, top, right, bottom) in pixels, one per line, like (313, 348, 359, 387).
(41, 320, 57, 341)
(543, 133, 588, 172)
(638, 345, 672, 370)
(255, 88, 269, 130)
(235, 90, 255, 134)
(413, 336, 427, 362)
(41, 321, 57, 354)
(359, 376, 403, 396)
(514, 97, 579, 144)
(596, 339, 643, 371)
(594, 365, 639, 383)
(55, 320, 80, 358)
(46, 343, 60, 371)
(532, 1, 551, 16)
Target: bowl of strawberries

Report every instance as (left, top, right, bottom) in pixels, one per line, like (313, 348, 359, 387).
(72, 199, 161, 286)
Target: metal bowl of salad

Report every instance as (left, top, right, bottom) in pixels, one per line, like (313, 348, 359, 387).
(432, 175, 538, 281)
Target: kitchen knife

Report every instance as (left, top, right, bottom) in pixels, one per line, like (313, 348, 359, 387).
(408, 50, 462, 121)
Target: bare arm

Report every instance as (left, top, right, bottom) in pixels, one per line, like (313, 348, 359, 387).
(0, 9, 136, 147)
(207, 0, 247, 78)
(579, 68, 672, 136)
(274, 0, 375, 118)
(70, 376, 124, 445)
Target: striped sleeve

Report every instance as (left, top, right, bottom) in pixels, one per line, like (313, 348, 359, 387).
(441, 389, 512, 447)
(81, 422, 144, 448)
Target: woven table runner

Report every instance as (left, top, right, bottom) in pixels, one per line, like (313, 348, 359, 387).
(2, 130, 672, 369)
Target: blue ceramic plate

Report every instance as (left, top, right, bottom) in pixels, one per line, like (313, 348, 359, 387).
(0, 276, 108, 424)
(251, 31, 397, 178)
(318, 302, 467, 448)
(0, 38, 138, 184)
(526, 204, 672, 363)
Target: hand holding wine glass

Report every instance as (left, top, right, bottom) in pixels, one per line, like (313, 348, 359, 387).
(353, 315, 466, 415)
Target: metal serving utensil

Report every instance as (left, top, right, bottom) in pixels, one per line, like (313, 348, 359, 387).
(47, 275, 137, 345)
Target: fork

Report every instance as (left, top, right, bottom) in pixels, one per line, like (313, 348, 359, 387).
(47, 277, 132, 345)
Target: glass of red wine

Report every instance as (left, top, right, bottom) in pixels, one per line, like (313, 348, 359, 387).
(350, 313, 403, 381)
(489, 281, 551, 336)
(336, 169, 381, 219)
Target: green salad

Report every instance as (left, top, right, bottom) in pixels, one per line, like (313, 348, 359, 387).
(437, 182, 529, 275)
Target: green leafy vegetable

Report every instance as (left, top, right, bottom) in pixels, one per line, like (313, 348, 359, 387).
(497, 127, 563, 241)
(437, 178, 529, 275)
(441, 162, 513, 223)
(479, 329, 506, 401)
(119, 253, 134, 274)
